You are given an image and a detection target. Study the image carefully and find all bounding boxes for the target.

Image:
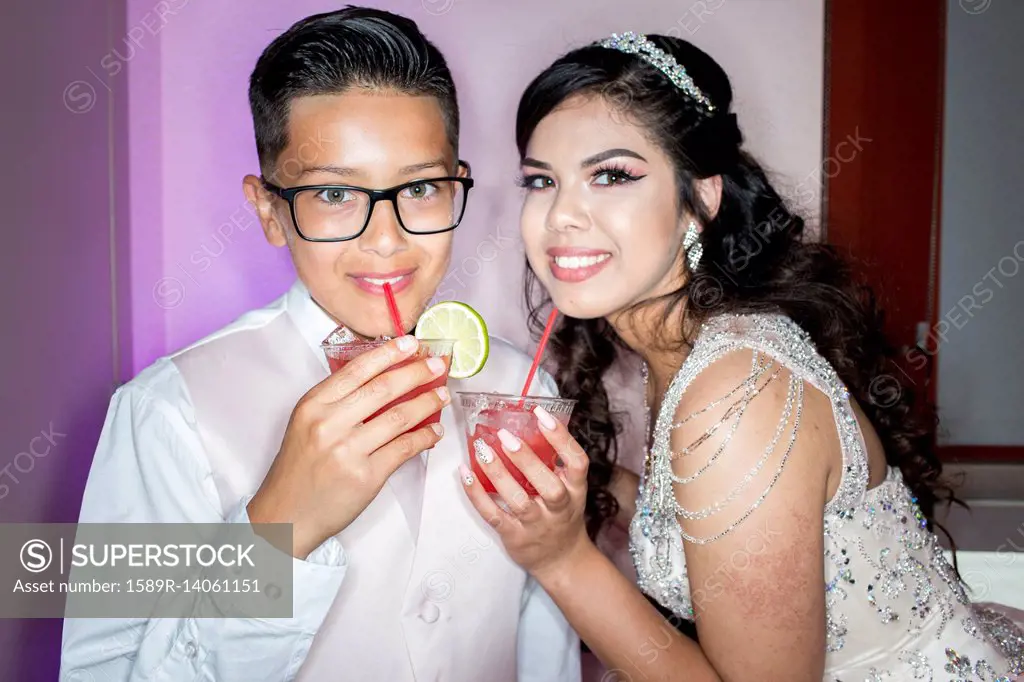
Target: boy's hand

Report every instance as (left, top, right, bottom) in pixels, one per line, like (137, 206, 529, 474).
(248, 335, 450, 558)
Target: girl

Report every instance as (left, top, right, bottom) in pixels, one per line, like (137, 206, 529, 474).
(460, 31, 1024, 681)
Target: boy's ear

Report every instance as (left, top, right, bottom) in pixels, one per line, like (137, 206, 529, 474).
(243, 174, 289, 247)
(457, 159, 472, 178)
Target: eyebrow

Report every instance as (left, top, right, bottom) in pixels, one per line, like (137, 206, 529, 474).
(582, 148, 647, 166)
(297, 164, 359, 178)
(521, 148, 648, 171)
(298, 159, 450, 179)
(398, 158, 449, 175)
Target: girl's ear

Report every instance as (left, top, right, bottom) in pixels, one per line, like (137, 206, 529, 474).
(695, 175, 723, 219)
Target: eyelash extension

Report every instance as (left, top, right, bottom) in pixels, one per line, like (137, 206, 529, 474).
(592, 163, 645, 184)
(514, 164, 646, 191)
(516, 173, 551, 189)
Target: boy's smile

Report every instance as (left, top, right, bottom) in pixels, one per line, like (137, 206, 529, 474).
(347, 266, 418, 295)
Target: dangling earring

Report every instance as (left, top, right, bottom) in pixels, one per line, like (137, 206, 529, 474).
(683, 220, 703, 271)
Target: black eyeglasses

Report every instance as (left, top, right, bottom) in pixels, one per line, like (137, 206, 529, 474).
(261, 170, 474, 243)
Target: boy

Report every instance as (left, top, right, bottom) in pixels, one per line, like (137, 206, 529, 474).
(59, 7, 579, 681)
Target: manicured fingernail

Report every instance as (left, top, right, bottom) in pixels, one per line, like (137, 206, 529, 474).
(435, 386, 450, 403)
(497, 429, 521, 452)
(427, 357, 446, 375)
(430, 422, 444, 437)
(473, 438, 494, 464)
(458, 463, 474, 486)
(534, 406, 557, 431)
(397, 336, 417, 351)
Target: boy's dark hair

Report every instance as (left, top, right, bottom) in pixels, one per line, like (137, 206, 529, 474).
(248, 6, 459, 174)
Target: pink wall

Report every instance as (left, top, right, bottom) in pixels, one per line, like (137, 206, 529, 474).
(0, 0, 129, 678)
(129, 0, 825, 374)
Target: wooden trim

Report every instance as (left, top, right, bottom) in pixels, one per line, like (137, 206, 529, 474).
(822, 1, 946, 359)
(819, 0, 834, 241)
(938, 446, 1024, 464)
(926, 2, 949, 411)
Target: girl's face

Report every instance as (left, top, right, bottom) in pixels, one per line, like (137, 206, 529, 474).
(519, 94, 691, 321)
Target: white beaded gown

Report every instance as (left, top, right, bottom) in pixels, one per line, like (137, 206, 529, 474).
(629, 313, 1024, 681)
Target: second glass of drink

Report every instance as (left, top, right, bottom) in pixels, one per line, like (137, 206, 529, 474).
(457, 392, 576, 495)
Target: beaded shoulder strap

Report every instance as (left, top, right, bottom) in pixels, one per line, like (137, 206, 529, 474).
(641, 313, 870, 545)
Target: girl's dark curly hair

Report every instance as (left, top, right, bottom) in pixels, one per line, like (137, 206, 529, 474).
(516, 34, 960, 543)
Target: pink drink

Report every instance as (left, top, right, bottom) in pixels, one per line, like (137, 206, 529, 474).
(323, 339, 453, 434)
(458, 393, 576, 496)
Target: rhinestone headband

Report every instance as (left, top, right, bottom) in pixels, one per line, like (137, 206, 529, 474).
(598, 31, 715, 115)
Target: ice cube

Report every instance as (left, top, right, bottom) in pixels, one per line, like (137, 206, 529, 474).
(322, 326, 357, 345)
(493, 409, 536, 434)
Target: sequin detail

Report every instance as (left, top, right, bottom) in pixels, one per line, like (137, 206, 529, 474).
(598, 31, 715, 115)
(473, 438, 494, 464)
(629, 313, 1024, 681)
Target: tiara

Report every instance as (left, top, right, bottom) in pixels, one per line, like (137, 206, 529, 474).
(598, 31, 715, 115)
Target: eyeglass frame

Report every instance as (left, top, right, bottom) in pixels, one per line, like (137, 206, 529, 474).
(260, 162, 475, 243)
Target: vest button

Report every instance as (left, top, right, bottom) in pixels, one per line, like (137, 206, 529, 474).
(419, 602, 441, 623)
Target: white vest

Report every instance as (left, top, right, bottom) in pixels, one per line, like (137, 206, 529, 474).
(172, 309, 536, 681)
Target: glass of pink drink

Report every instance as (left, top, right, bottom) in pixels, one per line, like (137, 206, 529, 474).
(323, 338, 455, 434)
(457, 392, 576, 495)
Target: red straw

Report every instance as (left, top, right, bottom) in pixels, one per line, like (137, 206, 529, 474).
(520, 307, 559, 397)
(382, 282, 404, 337)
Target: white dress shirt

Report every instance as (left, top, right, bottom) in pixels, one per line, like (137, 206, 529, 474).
(59, 280, 581, 682)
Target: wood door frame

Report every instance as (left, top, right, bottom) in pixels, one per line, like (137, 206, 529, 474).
(822, 0, 1022, 464)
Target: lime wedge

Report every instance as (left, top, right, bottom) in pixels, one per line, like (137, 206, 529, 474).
(415, 301, 489, 379)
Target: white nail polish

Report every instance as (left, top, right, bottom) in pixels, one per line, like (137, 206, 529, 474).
(534, 405, 558, 431)
(497, 429, 521, 452)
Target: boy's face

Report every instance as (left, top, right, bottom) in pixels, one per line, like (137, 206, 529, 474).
(245, 90, 463, 339)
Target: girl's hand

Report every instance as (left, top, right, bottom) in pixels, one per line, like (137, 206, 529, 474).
(459, 405, 591, 582)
